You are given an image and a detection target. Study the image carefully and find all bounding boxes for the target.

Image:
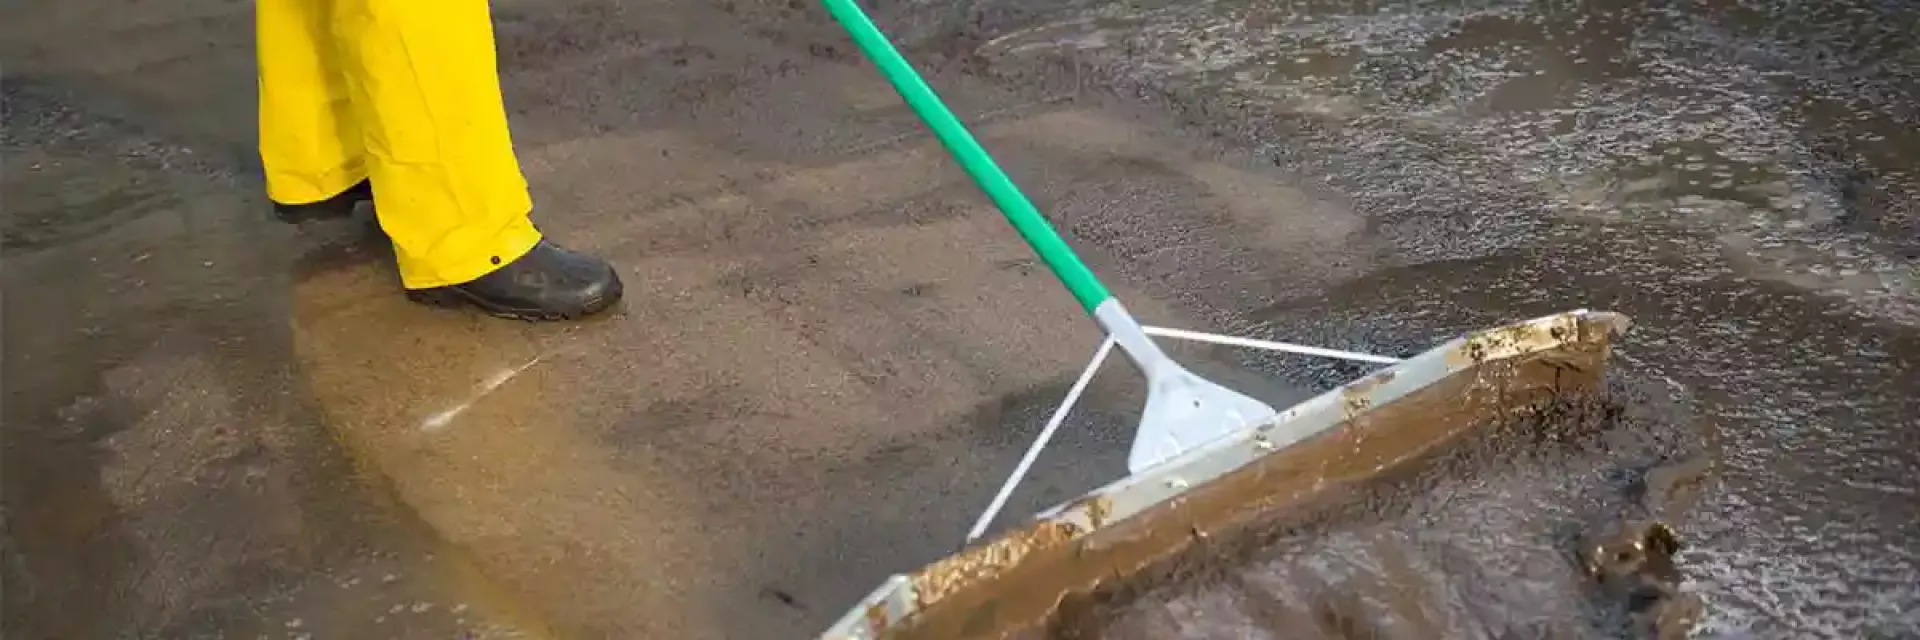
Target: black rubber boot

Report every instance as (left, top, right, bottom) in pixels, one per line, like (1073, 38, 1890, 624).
(273, 179, 374, 224)
(405, 240, 624, 321)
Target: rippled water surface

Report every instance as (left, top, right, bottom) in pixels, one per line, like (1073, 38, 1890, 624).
(922, 0, 1920, 635)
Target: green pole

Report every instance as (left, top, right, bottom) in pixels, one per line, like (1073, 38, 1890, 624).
(820, 0, 1114, 315)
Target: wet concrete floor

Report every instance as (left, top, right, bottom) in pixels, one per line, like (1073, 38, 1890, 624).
(3, 0, 1916, 637)
(957, 0, 1920, 636)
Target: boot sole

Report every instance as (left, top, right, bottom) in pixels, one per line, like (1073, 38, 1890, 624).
(405, 278, 624, 322)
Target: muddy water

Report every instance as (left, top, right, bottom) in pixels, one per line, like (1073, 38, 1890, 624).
(1053, 380, 1713, 640)
(897, 0, 1920, 636)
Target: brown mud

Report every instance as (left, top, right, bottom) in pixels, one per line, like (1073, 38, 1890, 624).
(1046, 376, 1715, 640)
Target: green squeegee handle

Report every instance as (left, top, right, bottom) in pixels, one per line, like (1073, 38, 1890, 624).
(821, 0, 1113, 315)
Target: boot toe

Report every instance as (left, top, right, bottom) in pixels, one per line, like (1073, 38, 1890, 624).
(558, 258, 623, 317)
(410, 240, 624, 321)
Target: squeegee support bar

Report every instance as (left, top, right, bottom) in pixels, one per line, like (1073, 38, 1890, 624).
(964, 328, 1400, 542)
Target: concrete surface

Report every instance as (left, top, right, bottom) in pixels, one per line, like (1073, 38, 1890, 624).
(5, 0, 1918, 638)
(3, 1, 1350, 637)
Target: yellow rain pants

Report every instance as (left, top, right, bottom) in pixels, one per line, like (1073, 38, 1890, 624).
(257, 0, 542, 289)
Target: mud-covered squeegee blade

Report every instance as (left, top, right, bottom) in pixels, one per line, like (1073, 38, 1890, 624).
(820, 0, 1292, 473)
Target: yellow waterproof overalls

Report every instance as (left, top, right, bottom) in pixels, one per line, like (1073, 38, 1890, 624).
(257, 0, 541, 289)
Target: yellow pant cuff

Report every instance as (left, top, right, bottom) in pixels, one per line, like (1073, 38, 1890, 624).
(394, 219, 543, 290)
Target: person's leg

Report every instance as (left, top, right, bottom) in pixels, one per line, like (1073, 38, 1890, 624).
(257, 0, 370, 222)
(326, 0, 621, 320)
